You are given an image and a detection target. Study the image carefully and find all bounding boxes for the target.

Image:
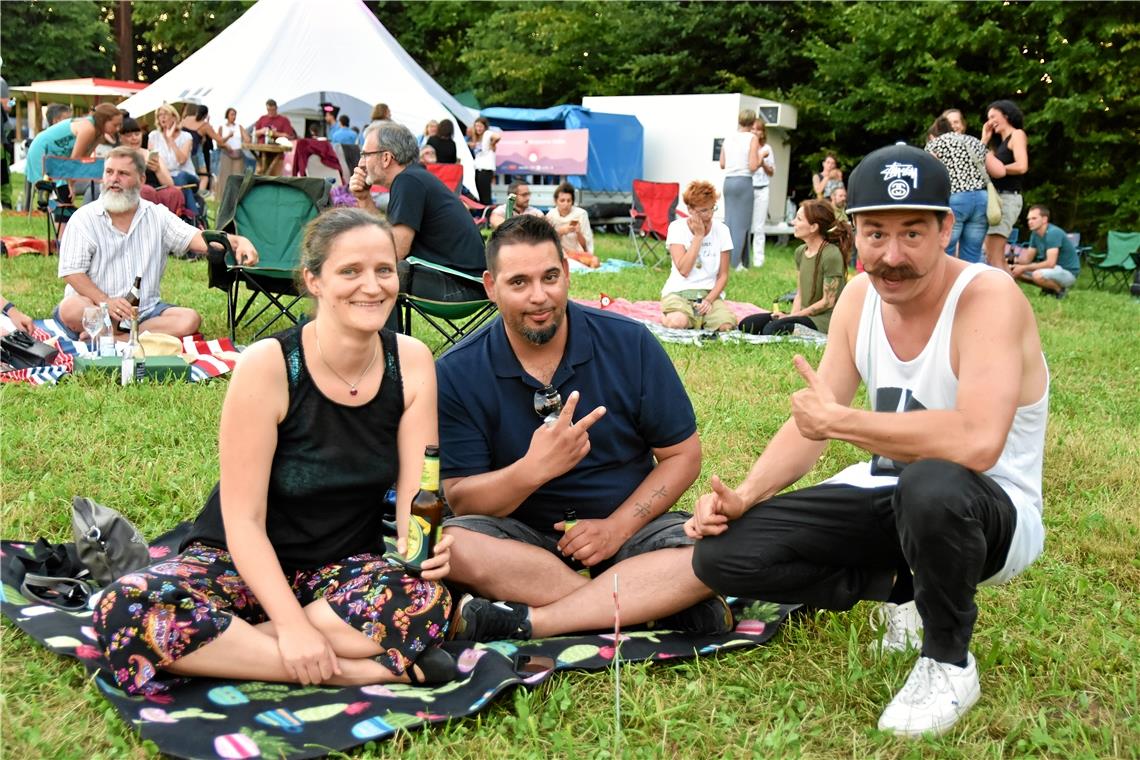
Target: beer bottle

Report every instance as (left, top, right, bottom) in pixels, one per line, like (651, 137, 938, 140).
(561, 509, 590, 577)
(404, 445, 444, 574)
(125, 275, 142, 312)
(505, 193, 517, 220)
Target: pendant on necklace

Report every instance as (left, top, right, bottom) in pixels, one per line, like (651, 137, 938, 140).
(350, 387, 359, 396)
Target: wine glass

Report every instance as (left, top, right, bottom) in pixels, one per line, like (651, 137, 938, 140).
(81, 306, 102, 356)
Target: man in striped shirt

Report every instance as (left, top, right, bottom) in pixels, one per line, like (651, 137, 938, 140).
(54, 147, 257, 340)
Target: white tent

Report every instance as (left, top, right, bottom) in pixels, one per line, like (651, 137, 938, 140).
(117, 0, 477, 187)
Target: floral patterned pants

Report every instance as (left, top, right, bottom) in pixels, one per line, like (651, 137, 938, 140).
(92, 543, 451, 694)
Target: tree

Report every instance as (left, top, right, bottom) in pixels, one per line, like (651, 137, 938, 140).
(0, 1, 115, 86)
(129, 1, 254, 82)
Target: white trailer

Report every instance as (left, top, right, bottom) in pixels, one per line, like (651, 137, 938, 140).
(581, 93, 797, 237)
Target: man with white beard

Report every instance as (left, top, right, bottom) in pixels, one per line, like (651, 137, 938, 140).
(55, 147, 258, 340)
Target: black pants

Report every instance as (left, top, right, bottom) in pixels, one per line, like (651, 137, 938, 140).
(692, 459, 1015, 663)
(475, 169, 494, 205)
(739, 313, 817, 335)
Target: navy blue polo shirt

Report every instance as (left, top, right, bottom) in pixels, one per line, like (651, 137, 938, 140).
(437, 301, 697, 532)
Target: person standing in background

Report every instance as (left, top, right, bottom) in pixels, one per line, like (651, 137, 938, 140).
(982, 100, 1028, 268)
(812, 154, 844, 201)
(926, 116, 994, 264)
(471, 117, 501, 205)
(216, 108, 249, 194)
(749, 119, 776, 268)
(719, 109, 760, 271)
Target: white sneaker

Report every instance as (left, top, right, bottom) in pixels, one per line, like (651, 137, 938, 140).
(870, 601, 923, 655)
(734, 263, 747, 272)
(877, 654, 981, 737)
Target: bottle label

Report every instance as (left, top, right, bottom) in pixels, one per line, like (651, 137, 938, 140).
(135, 358, 146, 382)
(419, 457, 440, 491)
(121, 357, 135, 385)
(99, 335, 116, 358)
(405, 514, 432, 569)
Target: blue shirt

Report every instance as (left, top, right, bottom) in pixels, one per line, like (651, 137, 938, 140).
(437, 302, 698, 531)
(1028, 223, 1080, 277)
(328, 125, 357, 145)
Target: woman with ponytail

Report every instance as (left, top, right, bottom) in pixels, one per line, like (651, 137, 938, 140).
(740, 199, 852, 336)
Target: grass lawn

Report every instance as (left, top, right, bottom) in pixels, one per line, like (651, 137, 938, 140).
(2, 206, 1138, 758)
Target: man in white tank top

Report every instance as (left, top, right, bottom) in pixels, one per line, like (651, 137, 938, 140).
(685, 144, 1049, 738)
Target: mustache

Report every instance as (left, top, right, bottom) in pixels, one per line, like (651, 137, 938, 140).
(863, 261, 920, 281)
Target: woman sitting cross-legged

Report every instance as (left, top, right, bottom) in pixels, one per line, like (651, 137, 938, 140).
(93, 207, 456, 694)
(740, 199, 852, 336)
(660, 180, 738, 332)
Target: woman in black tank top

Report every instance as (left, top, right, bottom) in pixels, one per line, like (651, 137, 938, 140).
(981, 100, 1029, 267)
(93, 208, 457, 695)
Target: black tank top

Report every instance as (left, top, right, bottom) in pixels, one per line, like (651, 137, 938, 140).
(991, 135, 1022, 193)
(183, 324, 404, 571)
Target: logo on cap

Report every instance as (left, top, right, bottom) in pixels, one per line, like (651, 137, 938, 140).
(880, 162, 919, 200)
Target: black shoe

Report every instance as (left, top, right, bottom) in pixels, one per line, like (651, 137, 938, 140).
(449, 594, 533, 642)
(649, 595, 734, 634)
(405, 647, 457, 686)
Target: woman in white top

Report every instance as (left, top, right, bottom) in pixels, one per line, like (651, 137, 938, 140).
(749, 119, 776, 268)
(661, 181, 737, 332)
(216, 107, 250, 195)
(545, 182, 597, 267)
(148, 103, 200, 215)
(470, 117, 500, 205)
(718, 109, 760, 271)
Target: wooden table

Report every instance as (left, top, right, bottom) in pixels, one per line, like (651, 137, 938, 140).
(242, 142, 289, 175)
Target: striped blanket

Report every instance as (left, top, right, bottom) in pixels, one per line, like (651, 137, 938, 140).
(0, 321, 240, 386)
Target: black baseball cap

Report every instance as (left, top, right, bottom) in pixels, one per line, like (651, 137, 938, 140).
(845, 142, 951, 215)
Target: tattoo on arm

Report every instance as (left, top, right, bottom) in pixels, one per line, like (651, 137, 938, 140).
(634, 502, 651, 519)
(652, 486, 667, 500)
(822, 276, 841, 309)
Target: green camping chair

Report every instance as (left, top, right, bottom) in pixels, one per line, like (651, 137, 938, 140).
(399, 257, 497, 354)
(207, 174, 329, 340)
(1088, 231, 1140, 291)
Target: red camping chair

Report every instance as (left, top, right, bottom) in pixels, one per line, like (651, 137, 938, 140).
(629, 179, 681, 267)
(424, 164, 493, 228)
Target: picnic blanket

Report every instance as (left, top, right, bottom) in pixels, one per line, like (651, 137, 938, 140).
(572, 296, 829, 347)
(2, 235, 51, 256)
(2, 526, 796, 759)
(0, 321, 240, 386)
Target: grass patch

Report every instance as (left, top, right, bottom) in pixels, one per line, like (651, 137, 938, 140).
(2, 209, 1139, 757)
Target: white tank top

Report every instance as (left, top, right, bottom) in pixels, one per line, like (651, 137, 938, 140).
(722, 131, 754, 177)
(824, 263, 1047, 584)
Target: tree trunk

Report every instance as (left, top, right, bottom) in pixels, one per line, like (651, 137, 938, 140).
(115, 1, 134, 80)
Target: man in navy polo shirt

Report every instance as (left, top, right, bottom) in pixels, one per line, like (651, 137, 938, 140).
(1010, 204, 1080, 299)
(438, 215, 731, 642)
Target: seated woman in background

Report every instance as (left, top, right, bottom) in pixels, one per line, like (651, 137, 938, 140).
(93, 208, 457, 694)
(117, 117, 187, 217)
(740, 199, 852, 336)
(545, 182, 598, 268)
(812, 154, 844, 201)
(660, 180, 738, 332)
(148, 103, 201, 216)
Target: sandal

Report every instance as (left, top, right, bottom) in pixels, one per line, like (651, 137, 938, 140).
(405, 647, 457, 686)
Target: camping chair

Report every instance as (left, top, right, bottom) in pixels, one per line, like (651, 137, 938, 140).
(207, 173, 329, 340)
(399, 257, 497, 354)
(629, 179, 680, 267)
(1088, 231, 1140, 291)
(425, 163, 463, 193)
(33, 155, 105, 249)
(1065, 232, 1093, 263)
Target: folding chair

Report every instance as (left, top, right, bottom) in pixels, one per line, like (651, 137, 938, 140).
(629, 179, 680, 267)
(207, 173, 329, 340)
(425, 163, 463, 193)
(33, 155, 105, 249)
(1065, 232, 1093, 263)
(399, 257, 497, 354)
(1088, 231, 1140, 291)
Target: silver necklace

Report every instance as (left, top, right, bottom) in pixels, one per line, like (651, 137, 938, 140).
(314, 327, 379, 397)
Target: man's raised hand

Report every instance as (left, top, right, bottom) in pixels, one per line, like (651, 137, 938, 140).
(527, 390, 606, 481)
(791, 354, 837, 440)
